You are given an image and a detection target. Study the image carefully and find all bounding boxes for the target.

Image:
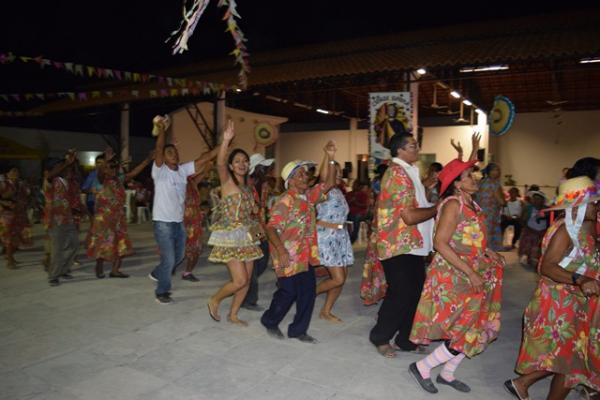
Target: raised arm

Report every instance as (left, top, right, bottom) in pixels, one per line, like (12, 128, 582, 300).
(47, 151, 77, 180)
(153, 117, 168, 167)
(434, 199, 484, 291)
(468, 133, 481, 162)
(216, 120, 235, 185)
(125, 151, 154, 182)
(320, 140, 337, 192)
(194, 146, 220, 173)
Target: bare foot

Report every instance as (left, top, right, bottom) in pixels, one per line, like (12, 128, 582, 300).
(207, 298, 221, 322)
(319, 311, 343, 323)
(227, 315, 248, 327)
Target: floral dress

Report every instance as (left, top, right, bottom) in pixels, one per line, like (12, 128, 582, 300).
(515, 219, 600, 391)
(184, 178, 204, 259)
(86, 176, 133, 261)
(316, 187, 354, 267)
(475, 177, 503, 251)
(0, 179, 33, 249)
(207, 185, 263, 263)
(360, 209, 387, 305)
(410, 196, 505, 358)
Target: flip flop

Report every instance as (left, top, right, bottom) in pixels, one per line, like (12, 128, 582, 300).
(376, 344, 396, 358)
(207, 302, 220, 322)
(504, 379, 529, 400)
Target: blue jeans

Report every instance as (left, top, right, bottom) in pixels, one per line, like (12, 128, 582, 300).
(152, 221, 185, 296)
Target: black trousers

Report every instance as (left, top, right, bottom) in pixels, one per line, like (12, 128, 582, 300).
(261, 268, 316, 338)
(243, 240, 270, 306)
(369, 254, 426, 349)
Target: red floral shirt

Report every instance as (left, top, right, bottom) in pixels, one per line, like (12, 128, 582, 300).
(268, 184, 326, 277)
(376, 163, 423, 260)
(45, 177, 74, 228)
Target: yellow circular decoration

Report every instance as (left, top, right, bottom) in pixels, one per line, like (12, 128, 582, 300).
(254, 122, 278, 146)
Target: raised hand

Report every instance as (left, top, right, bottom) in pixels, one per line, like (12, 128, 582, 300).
(450, 139, 463, 156)
(324, 140, 337, 157)
(223, 119, 235, 142)
(471, 132, 481, 151)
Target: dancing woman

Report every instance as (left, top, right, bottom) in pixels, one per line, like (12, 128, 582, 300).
(505, 177, 599, 400)
(207, 121, 263, 326)
(409, 159, 505, 394)
(86, 152, 153, 278)
(315, 158, 353, 322)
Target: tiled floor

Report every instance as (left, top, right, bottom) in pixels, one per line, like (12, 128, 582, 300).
(0, 223, 583, 399)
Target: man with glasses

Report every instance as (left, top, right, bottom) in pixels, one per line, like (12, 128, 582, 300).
(369, 132, 437, 357)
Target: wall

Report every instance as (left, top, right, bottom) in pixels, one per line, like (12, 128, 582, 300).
(170, 102, 288, 163)
(492, 110, 600, 196)
(276, 127, 369, 179)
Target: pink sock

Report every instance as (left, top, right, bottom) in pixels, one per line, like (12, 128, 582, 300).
(440, 353, 466, 381)
(416, 343, 454, 379)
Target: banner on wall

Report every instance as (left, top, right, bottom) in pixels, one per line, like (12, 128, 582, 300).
(368, 92, 413, 171)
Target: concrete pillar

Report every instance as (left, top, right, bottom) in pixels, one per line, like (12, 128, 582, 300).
(120, 103, 130, 166)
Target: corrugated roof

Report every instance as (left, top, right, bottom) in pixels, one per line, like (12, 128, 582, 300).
(172, 9, 600, 86)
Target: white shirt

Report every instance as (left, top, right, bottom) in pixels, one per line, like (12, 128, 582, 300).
(152, 161, 195, 222)
(504, 199, 523, 218)
(392, 157, 434, 256)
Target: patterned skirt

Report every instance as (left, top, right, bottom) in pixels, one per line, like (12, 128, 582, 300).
(410, 253, 504, 358)
(0, 210, 32, 248)
(208, 225, 262, 263)
(86, 213, 133, 261)
(185, 218, 204, 258)
(360, 232, 387, 305)
(518, 226, 545, 263)
(516, 278, 600, 391)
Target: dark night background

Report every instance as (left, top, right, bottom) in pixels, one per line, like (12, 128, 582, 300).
(0, 0, 597, 134)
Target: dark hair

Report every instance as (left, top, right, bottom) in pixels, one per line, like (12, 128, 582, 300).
(567, 157, 600, 180)
(163, 144, 176, 153)
(251, 164, 273, 196)
(430, 162, 443, 173)
(482, 163, 500, 177)
(442, 175, 462, 198)
(529, 184, 540, 191)
(95, 154, 105, 163)
(375, 164, 388, 179)
(227, 148, 249, 186)
(388, 132, 413, 157)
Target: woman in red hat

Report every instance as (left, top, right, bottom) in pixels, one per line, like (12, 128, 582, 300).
(408, 158, 505, 394)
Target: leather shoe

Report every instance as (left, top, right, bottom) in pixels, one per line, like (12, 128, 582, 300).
(436, 375, 471, 392)
(293, 333, 318, 344)
(409, 363, 438, 394)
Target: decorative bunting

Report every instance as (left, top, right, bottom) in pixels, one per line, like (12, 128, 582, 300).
(167, 0, 249, 88)
(0, 52, 235, 93)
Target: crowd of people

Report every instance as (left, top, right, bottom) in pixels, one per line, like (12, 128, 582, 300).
(0, 116, 598, 399)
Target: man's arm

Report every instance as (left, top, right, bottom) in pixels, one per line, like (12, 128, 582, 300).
(153, 118, 167, 167)
(194, 146, 220, 173)
(400, 206, 437, 226)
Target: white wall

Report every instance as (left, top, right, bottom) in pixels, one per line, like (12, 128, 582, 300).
(276, 128, 369, 179)
(492, 110, 600, 195)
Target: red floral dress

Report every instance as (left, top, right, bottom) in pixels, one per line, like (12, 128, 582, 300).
(515, 219, 600, 391)
(360, 206, 387, 305)
(184, 178, 204, 259)
(410, 196, 505, 357)
(0, 179, 33, 248)
(86, 176, 132, 261)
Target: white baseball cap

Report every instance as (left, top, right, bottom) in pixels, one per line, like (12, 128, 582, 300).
(249, 153, 275, 175)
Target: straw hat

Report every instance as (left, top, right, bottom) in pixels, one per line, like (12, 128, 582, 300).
(545, 176, 600, 210)
(281, 160, 315, 189)
(249, 153, 275, 175)
(438, 159, 478, 195)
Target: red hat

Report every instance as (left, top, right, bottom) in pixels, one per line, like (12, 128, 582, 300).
(439, 159, 478, 195)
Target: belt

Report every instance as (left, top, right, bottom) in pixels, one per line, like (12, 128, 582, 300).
(316, 220, 345, 230)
